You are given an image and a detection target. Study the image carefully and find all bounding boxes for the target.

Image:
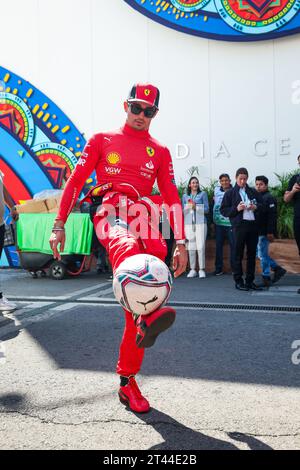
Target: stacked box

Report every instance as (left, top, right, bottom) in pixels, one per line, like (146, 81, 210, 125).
(16, 195, 63, 214)
(45, 195, 62, 213)
(16, 199, 48, 214)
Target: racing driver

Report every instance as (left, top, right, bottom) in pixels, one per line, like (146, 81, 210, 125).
(49, 83, 187, 413)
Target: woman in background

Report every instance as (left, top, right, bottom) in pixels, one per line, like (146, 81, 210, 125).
(182, 177, 209, 278)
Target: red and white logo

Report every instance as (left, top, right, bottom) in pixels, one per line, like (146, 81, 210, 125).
(145, 161, 154, 170)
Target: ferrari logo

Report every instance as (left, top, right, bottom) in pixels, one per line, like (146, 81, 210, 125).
(146, 147, 155, 157)
(144, 89, 151, 97)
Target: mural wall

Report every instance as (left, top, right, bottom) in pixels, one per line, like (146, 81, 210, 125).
(125, 0, 300, 41)
(0, 66, 95, 267)
(1, 2, 300, 271)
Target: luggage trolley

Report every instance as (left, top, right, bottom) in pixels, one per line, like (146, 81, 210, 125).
(16, 213, 94, 280)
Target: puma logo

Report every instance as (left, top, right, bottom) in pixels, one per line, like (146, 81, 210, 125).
(137, 295, 158, 311)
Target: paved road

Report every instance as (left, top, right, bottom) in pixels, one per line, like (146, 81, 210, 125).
(0, 269, 299, 450)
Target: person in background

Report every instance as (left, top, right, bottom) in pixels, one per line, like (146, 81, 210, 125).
(255, 176, 286, 288)
(81, 200, 110, 274)
(93, 234, 110, 274)
(0, 171, 18, 311)
(159, 200, 175, 269)
(213, 173, 234, 276)
(150, 195, 175, 270)
(284, 154, 300, 256)
(283, 155, 300, 294)
(220, 167, 263, 291)
(182, 177, 209, 278)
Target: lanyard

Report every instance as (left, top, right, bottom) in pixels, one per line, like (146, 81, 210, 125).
(240, 189, 249, 204)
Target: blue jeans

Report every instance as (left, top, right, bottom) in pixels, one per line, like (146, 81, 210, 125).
(215, 225, 235, 272)
(257, 235, 278, 277)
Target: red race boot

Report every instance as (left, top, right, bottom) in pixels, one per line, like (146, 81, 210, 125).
(118, 376, 150, 413)
(135, 306, 176, 349)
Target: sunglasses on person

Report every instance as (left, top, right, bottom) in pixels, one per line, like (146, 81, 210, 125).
(128, 102, 157, 118)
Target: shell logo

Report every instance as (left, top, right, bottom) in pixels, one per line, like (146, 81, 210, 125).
(106, 152, 121, 165)
(144, 89, 151, 97)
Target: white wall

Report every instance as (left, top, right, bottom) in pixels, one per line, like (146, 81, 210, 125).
(1, 0, 300, 186)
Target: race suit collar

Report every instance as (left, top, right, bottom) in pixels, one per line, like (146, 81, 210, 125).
(122, 123, 150, 140)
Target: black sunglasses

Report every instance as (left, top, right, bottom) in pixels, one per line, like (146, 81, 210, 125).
(128, 102, 157, 118)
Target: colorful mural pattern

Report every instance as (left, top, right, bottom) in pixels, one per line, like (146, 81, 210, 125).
(0, 66, 94, 267)
(124, 0, 300, 40)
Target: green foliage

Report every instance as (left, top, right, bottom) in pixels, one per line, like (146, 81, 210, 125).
(176, 180, 187, 200)
(202, 179, 218, 201)
(151, 183, 160, 195)
(270, 170, 299, 239)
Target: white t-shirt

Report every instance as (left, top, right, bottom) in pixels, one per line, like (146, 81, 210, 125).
(239, 188, 255, 221)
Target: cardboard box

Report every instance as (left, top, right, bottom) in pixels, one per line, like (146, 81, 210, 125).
(45, 195, 62, 211)
(47, 208, 59, 213)
(16, 199, 48, 214)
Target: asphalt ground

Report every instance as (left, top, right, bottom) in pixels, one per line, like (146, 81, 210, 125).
(0, 268, 299, 450)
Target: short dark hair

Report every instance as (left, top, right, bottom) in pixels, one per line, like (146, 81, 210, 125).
(255, 175, 269, 186)
(236, 167, 248, 178)
(219, 173, 230, 180)
(297, 155, 300, 161)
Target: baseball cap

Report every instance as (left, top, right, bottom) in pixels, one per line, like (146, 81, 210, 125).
(128, 83, 160, 109)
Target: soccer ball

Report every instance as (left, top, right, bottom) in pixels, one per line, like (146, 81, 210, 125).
(113, 254, 173, 316)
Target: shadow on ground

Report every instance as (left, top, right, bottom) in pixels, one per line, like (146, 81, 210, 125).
(0, 394, 272, 450)
(0, 314, 20, 342)
(137, 408, 273, 450)
(20, 305, 300, 388)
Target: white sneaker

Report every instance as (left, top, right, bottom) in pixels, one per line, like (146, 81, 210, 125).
(187, 270, 197, 278)
(199, 270, 206, 279)
(0, 296, 17, 312)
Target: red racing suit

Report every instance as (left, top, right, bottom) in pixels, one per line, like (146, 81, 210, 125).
(56, 123, 185, 377)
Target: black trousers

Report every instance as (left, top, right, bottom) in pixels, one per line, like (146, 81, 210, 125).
(294, 217, 300, 256)
(233, 221, 259, 284)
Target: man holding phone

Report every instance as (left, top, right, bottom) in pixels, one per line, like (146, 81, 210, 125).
(220, 168, 262, 291)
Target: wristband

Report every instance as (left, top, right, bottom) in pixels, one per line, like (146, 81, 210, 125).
(176, 239, 186, 245)
(52, 227, 65, 232)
